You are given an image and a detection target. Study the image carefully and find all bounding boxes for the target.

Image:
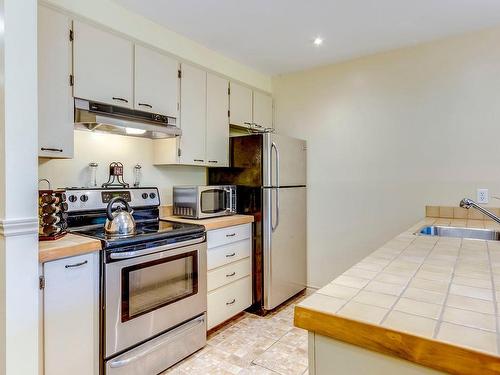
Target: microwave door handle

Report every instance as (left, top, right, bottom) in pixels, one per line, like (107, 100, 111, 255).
(225, 188, 232, 213)
(109, 315, 205, 368)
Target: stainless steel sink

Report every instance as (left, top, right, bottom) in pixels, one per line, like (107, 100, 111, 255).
(418, 225, 500, 241)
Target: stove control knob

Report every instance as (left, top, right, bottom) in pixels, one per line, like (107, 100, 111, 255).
(149, 192, 156, 199)
(80, 194, 89, 202)
(142, 193, 148, 199)
(68, 195, 77, 203)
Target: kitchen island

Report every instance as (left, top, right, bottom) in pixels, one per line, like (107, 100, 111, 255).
(295, 213, 500, 374)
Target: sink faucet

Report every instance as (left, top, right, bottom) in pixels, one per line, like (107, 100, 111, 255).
(460, 198, 500, 224)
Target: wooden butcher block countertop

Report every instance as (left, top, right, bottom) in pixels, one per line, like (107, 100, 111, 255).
(161, 214, 254, 231)
(39, 234, 102, 263)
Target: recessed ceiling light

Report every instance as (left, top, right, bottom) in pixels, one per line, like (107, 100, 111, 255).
(313, 37, 323, 46)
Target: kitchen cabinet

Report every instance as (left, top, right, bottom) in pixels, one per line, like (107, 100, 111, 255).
(229, 82, 253, 127)
(73, 20, 133, 108)
(206, 73, 229, 166)
(153, 69, 230, 167)
(253, 91, 273, 129)
(43, 252, 99, 375)
(206, 224, 252, 330)
(229, 82, 273, 130)
(179, 63, 207, 165)
(38, 5, 74, 158)
(134, 44, 179, 117)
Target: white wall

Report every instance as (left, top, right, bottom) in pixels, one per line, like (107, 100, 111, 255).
(43, 0, 271, 92)
(0, 0, 39, 373)
(39, 131, 206, 204)
(273, 27, 500, 288)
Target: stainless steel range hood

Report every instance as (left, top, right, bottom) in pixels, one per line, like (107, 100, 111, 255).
(74, 98, 181, 139)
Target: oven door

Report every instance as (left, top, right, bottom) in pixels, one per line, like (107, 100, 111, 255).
(105, 240, 207, 357)
(198, 186, 233, 218)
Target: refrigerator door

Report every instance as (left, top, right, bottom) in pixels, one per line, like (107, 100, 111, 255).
(263, 133, 307, 187)
(263, 186, 306, 310)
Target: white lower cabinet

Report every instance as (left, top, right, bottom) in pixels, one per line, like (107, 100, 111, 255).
(206, 223, 253, 330)
(43, 252, 99, 375)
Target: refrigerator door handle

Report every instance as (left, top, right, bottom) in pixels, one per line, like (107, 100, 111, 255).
(271, 142, 280, 231)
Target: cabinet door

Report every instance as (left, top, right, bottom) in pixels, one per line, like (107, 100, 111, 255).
(44, 252, 99, 375)
(229, 82, 253, 127)
(73, 20, 133, 108)
(253, 91, 273, 129)
(38, 5, 73, 158)
(206, 73, 229, 167)
(134, 45, 179, 117)
(179, 64, 206, 165)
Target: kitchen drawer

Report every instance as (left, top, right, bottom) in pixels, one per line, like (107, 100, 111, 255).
(208, 257, 251, 292)
(207, 276, 252, 329)
(207, 238, 251, 270)
(207, 223, 251, 249)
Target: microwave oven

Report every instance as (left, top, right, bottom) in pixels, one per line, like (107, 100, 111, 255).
(173, 185, 237, 219)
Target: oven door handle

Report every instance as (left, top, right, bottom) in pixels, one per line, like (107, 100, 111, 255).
(109, 236, 205, 260)
(108, 315, 205, 368)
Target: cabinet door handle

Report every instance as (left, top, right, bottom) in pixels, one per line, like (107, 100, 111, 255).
(226, 299, 236, 306)
(193, 159, 204, 162)
(226, 272, 236, 277)
(65, 260, 88, 269)
(41, 147, 63, 153)
(208, 160, 218, 164)
(138, 103, 152, 108)
(225, 252, 236, 258)
(226, 233, 236, 237)
(112, 97, 129, 103)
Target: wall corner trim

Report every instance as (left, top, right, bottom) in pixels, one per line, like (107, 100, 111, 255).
(0, 217, 39, 237)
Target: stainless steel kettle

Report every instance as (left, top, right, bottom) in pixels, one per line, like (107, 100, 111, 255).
(105, 197, 136, 237)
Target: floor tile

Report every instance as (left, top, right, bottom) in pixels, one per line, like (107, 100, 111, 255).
(253, 341, 307, 375)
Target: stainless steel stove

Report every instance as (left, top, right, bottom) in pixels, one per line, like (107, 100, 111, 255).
(66, 187, 207, 375)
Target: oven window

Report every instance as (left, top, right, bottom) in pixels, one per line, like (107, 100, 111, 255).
(200, 189, 226, 213)
(121, 251, 198, 322)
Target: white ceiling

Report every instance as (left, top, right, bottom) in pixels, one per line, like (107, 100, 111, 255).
(113, 0, 500, 75)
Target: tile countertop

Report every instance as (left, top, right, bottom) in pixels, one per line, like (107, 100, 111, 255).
(39, 233, 102, 263)
(161, 214, 254, 231)
(295, 217, 500, 375)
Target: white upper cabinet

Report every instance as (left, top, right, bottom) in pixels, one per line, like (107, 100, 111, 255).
(73, 20, 133, 108)
(206, 73, 229, 167)
(134, 45, 179, 117)
(179, 64, 207, 165)
(253, 91, 273, 129)
(229, 82, 253, 127)
(38, 5, 73, 158)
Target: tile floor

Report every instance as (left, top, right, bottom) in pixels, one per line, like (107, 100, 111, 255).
(163, 294, 308, 375)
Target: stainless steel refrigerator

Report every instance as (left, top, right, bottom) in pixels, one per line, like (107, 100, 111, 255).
(208, 133, 307, 312)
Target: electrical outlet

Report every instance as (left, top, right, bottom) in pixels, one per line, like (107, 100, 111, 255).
(477, 188, 489, 204)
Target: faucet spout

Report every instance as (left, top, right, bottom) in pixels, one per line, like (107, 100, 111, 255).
(459, 198, 500, 225)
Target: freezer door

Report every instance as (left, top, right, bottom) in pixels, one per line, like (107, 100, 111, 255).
(263, 133, 307, 187)
(263, 186, 307, 310)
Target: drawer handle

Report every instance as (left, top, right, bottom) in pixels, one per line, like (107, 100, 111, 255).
(138, 102, 152, 108)
(41, 147, 63, 152)
(225, 252, 236, 258)
(112, 97, 129, 103)
(226, 299, 236, 306)
(208, 160, 218, 163)
(65, 260, 88, 269)
(226, 272, 236, 277)
(193, 159, 204, 162)
(226, 233, 236, 237)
